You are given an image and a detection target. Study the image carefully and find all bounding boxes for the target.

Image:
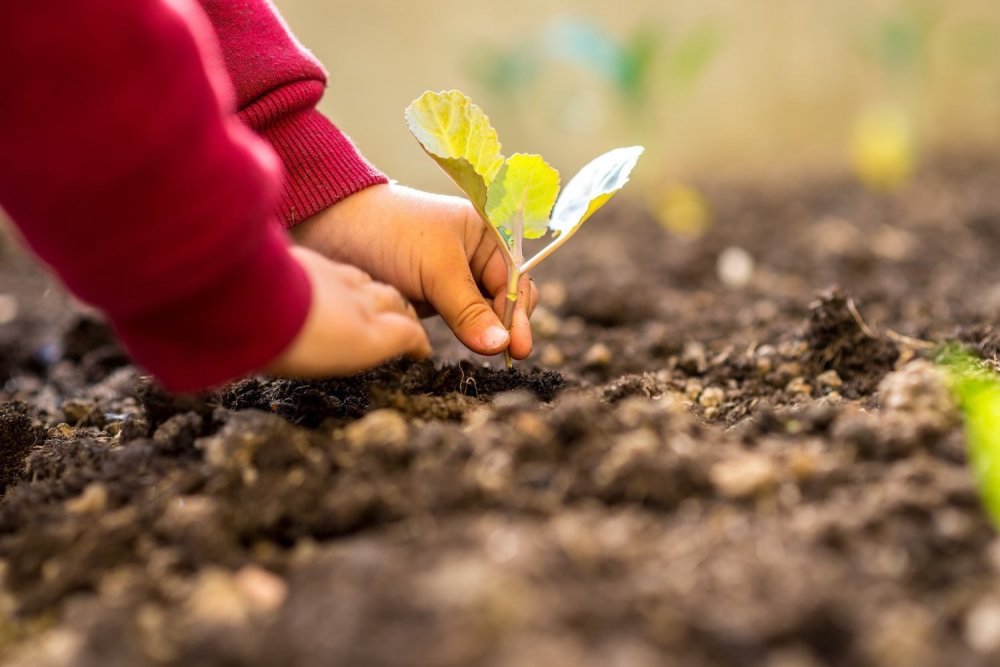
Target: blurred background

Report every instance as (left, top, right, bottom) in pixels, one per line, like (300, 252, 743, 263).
(276, 0, 1000, 232)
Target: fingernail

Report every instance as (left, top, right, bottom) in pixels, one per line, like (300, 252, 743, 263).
(483, 325, 510, 350)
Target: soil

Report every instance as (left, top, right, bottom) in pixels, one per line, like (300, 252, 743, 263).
(1, 159, 1000, 666)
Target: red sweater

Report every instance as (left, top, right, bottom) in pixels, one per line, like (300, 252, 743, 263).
(0, 0, 387, 391)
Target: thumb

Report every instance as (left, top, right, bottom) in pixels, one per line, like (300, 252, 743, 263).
(430, 269, 510, 355)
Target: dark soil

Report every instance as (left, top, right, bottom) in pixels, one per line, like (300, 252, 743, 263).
(1, 159, 1000, 666)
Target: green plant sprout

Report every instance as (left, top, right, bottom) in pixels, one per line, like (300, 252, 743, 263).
(941, 349, 1000, 529)
(405, 90, 643, 368)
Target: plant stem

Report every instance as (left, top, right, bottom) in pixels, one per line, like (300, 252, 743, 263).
(501, 263, 519, 369)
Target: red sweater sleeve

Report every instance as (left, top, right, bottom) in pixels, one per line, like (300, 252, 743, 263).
(198, 0, 389, 227)
(0, 0, 311, 392)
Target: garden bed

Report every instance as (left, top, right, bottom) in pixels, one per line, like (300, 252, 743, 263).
(1, 159, 1000, 666)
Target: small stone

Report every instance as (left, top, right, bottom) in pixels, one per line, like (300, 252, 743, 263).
(775, 362, 803, 381)
(816, 370, 843, 390)
(710, 454, 777, 499)
(753, 344, 777, 374)
(161, 496, 219, 531)
(593, 428, 664, 492)
(871, 225, 915, 261)
(680, 341, 707, 374)
(717, 246, 755, 288)
(66, 483, 108, 514)
(539, 344, 565, 367)
(684, 379, 704, 401)
(561, 316, 586, 336)
(786, 377, 813, 397)
(511, 413, 552, 441)
(755, 344, 777, 357)
(3, 629, 83, 667)
(583, 343, 613, 368)
(812, 215, 864, 257)
(531, 305, 561, 339)
(966, 600, 1000, 653)
(879, 360, 959, 430)
(186, 569, 250, 627)
(47, 423, 76, 439)
(698, 386, 725, 409)
(777, 340, 809, 359)
(463, 406, 492, 431)
(540, 281, 567, 308)
(344, 409, 408, 449)
(865, 603, 936, 666)
(136, 604, 174, 663)
(234, 565, 287, 616)
(786, 450, 819, 481)
(61, 399, 95, 425)
(934, 508, 976, 542)
(895, 346, 918, 368)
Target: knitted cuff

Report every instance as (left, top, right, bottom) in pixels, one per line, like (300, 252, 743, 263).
(245, 81, 388, 227)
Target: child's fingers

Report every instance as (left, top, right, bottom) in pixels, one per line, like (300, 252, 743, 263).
(510, 305, 532, 360)
(330, 262, 373, 286)
(424, 246, 510, 355)
(525, 276, 539, 317)
(479, 248, 511, 300)
(443, 281, 510, 355)
(273, 247, 431, 377)
(368, 312, 432, 362)
(363, 280, 419, 320)
(491, 274, 534, 359)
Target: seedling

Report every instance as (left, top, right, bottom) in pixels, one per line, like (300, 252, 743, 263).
(405, 90, 643, 367)
(942, 349, 1000, 529)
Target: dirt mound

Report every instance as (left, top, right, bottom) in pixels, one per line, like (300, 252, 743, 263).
(804, 288, 900, 397)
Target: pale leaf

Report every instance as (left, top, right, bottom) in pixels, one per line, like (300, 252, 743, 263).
(549, 146, 644, 239)
(405, 90, 505, 211)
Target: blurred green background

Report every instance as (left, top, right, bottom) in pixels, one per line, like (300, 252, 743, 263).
(276, 0, 1000, 202)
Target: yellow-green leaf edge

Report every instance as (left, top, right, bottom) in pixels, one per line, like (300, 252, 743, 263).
(405, 90, 505, 213)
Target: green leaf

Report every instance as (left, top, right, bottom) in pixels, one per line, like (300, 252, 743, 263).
(943, 350, 1000, 529)
(485, 154, 560, 248)
(967, 389, 1000, 528)
(405, 91, 505, 211)
(549, 146, 643, 239)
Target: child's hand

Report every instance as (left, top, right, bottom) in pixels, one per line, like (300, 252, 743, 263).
(290, 184, 539, 360)
(266, 247, 431, 378)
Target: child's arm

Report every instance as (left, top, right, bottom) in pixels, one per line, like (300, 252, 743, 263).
(196, 0, 388, 226)
(0, 0, 427, 391)
(200, 0, 538, 359)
